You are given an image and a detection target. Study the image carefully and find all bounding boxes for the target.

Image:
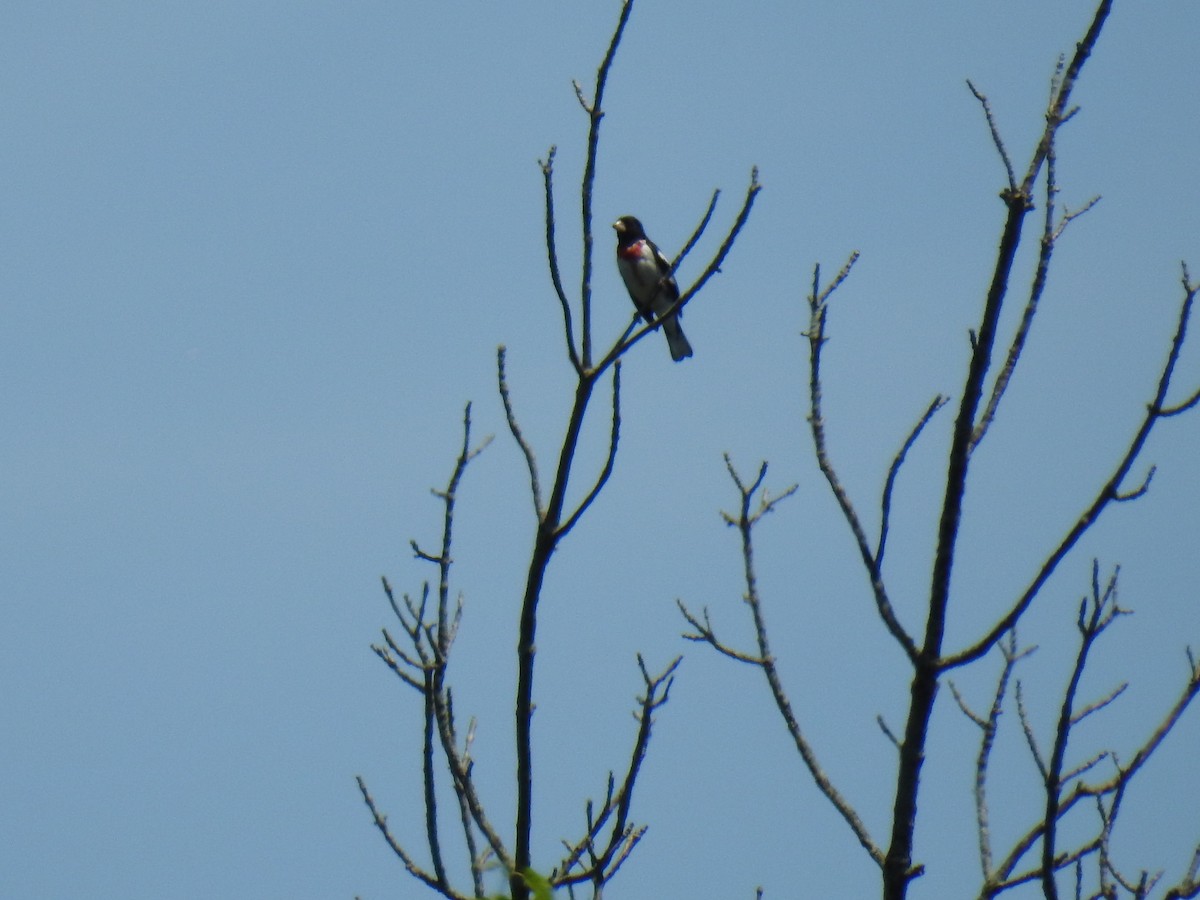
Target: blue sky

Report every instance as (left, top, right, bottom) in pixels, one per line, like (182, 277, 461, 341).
(3, 2, 1198, 897)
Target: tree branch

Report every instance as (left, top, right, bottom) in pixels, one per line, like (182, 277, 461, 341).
(357, 776, 471, 900)
(1039, 562, 1123, 900)
(886, 11, 1117, 895)
(558, 362, 621, 539)
(539, 146, 582, 374)
(575, 0, 636, 367)
(946, 265, 1199, 670)
(956, 630, 1035, 891)
(498, 348, 544, 522)
(805, 253, 918, 662)
(554, 657, 682, 889)
(966, 79, 1017, 192)
(878, 395, 948, 566)
(684, 456, 886, 871)
(362, 405, 506, 896)
(971, 121, 1099, 451)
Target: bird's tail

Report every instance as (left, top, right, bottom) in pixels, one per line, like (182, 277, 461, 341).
(662, 316, 694, 362)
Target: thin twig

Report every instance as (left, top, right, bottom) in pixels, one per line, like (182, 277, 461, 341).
(554, 657, 681, 888)
(365, 407, 500, 898)
(958, 631, 1036, 895)
(558, 362, 621, 539)
(540, 146, 582, 373)
(576, 0, 636, 367)
(946, 265, 1199, 670)
(966, 80, 1017, 192)
(672, 189, 721, 271)
(806, 254, 918, 662)
(357, 776, 470, 900)
(498, 347, 544, 521)
(878, 395, 948, 566)
(684, 457, 886, 870)
(972, 125, 1070, 450)
(1163, 845, 1200, 900)
(1039, 562, 1121, 900)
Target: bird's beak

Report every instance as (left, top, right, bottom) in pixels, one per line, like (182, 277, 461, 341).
(612, 220, 624, 233)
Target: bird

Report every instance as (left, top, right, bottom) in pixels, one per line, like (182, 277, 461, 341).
(613, 215, 694, 362)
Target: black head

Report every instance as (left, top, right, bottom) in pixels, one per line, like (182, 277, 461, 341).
(613, 215, 647, 245)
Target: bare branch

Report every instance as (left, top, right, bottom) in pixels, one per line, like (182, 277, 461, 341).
(1163, 845, 1200, 900)
(674, 167, 762, 307)
(371, 406, 514, 893)
(498, 347, 544, 521)
(452, 762, 486, 898)
(556, 778, 616, 882)
(1061, 749, 1110, 786)
(411, 539, 442, 564)
(878, 395, 948, 566)
(422, 670, 448, 887)
(1098, 661, 1200, 794)
(598, 656, 681, 872)
(539, 146, 582, 373)
(432, 681, 514, 874)
(1016, 679, 1048, 783)
(966, 79, 1017, 192)
(671, 188, 720, 272)
(1113, 465, 1155, 502)
(1158, 386, 1200, 417)
(972, 127, 1079, 452)
(513, 4, 728, 893)
(805, 253, 918, 662)
(948, 679, 988, 730)
(1021, 0, 1114, 193)
(1155, 265, 1200, 419)
(554, 657, 681, 889)
(438, 404, 491, 642)
(877, 714, 901, 751)
(1104, 850, 1160, 899)
(1069, 683, 1126, 728)
(688, 456, 886, 870)
(679, 599, 765, 665)
(946, 264, 1199, 670)
(995, 839, 1102, 896)
(1053, 195, 1101, 240)
(1039, 563, 1123, 900)
(367, 407, 503, 897)
(972, 631, 1032, 888)
(356, 776, 470, 900)
(558, 362, 621, 538)
(814, 252, 861, 306)
(575, 0, 637, 367)
(372, 636, 426, 692)
(983, 602, 1200, 897)
(886, 17, 1118, 891)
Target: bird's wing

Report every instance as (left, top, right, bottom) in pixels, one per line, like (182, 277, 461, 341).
(647, 240, 680, 307)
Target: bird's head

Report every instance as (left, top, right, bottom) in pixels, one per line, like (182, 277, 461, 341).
(612, 215, 646, 241)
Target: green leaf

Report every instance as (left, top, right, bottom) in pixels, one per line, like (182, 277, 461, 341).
(522, 868, 553, 900)
(484, 869, 553, 900)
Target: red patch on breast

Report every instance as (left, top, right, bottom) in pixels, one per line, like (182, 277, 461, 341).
(618, 240, 648, 261)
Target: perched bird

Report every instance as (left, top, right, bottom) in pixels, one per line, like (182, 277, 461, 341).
(613, 215, 694, 362)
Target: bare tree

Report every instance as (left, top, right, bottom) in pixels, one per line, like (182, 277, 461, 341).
(681, 2, 1200, 898)
(358, 2, 758, 898)
(359, 2, 1197, 899)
